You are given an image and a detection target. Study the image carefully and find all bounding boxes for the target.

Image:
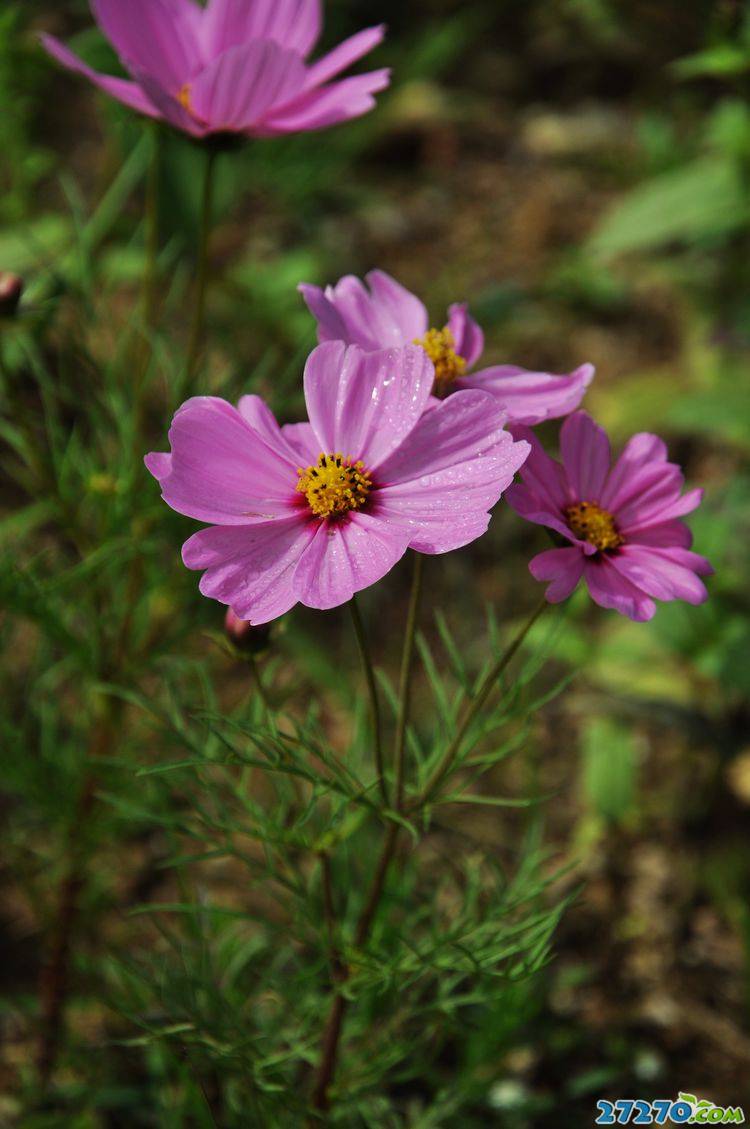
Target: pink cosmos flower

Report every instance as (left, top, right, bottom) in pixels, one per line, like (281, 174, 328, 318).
(506, 411, 713, 622)
(42, 1, 389, 139)
(145, 342, 530, 623)
(299, 270, 594, 424)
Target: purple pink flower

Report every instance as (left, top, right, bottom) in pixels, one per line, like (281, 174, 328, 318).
(42, 1, 389, 139)
(299, 270, 593, 424)
(145, 342, 529, 623)
(506, 411, 713, 621)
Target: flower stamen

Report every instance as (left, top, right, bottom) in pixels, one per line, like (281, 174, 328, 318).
(178, 84, 193, 113)
(565, 501, 623, 552)
(414, 327, 466, 390)
(297, 453, 372, 519)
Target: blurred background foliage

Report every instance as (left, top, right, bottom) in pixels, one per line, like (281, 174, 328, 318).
(1, 0, 749, 1125)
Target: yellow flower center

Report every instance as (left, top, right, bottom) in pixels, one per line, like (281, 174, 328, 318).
(565, 501, 623, 552)
(297, 453, 373, 519)
(178, 83, 193, 113)
(414, 327, 467, 389)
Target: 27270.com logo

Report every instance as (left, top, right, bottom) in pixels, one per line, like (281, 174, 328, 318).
(595, 1094, 745, 1124)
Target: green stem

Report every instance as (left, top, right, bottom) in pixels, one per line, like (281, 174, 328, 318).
(309, 558, 425, 1115)
(185, 146, 218, 388)
(309, 824, 399, 1117)
(349, 596, 387, 806)
(393, 553, 423, 811)
(142, 123, 162, 334)
(320, 852, 344, 983)
(246, 652, 271, 714)
(132, 124, 162, 449)
(419, 596, 549, 806)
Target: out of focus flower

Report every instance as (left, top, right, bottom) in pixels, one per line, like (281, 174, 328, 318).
(224, 608, 271, 653)
(42, 1, 389, 139)
(299, 270, 593, 424)
(146, 342, 529, 624)
(0, 272, 24, 317)
(506, 411, 713, 621)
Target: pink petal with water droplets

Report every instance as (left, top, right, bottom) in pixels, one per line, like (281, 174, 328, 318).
(183, 517, 314, 624)
(293, 513, 411, 610)
(303, 342, 434, 468)
(145, 397, 297, 524)
(375, 391, 529, 553)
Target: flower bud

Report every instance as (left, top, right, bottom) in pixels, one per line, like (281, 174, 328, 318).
(0, 272, 24, 317)
(224, 608, 271, 654)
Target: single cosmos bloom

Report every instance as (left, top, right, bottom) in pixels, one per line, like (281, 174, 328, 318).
(42, 0, 389, 139)
(299, 269, 594, 424)
(145, 342, 530, 624)
(506, 411, 713, 622)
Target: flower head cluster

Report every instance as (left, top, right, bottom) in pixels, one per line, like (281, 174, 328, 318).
(42, 0, 389, 139)
(300, 270, 594, 423)
(507, 412, 713, 621)
(146, 343, 529, 623)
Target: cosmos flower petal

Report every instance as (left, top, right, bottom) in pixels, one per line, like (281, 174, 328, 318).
(609, 545, 710, 605)
(166, 0, 205, 39)
(505, 484, 583, 545)
(190, 40, 307, 131)
(458, 362, 594, 425)
(292, 513, 411, 610)
(376, 389, 523, 484)
(183, 519, 313, 624)
(583, 557, 657, 622)
(144, 452, 172, 481)
(305, 25, 386, 88)
(145, 397, 297, 524)
(505, 426, 572, 514)
(560, 411, 611, 500)
(621, 485, 704, 533)
(601, 432, 669, 510)
(303, 342, 434, 468)
(365, 270, 429, 342)
(237, 395, 302, 466)
(257, 70, 391, 136)
(630, 520, 693, 549)
(375, 497, 494, 555)
(203, 0, 322, 58)
(655, 546, 714, 577)
(130, 67, 207, 134)
(298, 284, 351, 344)
(375, 392, 529, 553)
(281, 422, 323, 466)
(446, 303, 485, 368)
(40, 35, 161, 118)
(91, 0, 199, 88)
(529, 547, 585, 603)
(602, 462, 682, 527)
(300, 272, 420, 350)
